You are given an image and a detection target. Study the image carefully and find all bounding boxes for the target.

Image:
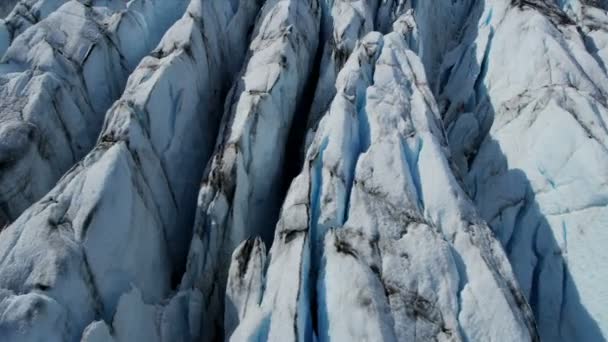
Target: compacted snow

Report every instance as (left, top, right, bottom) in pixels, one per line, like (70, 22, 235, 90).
(0, 0, 606, 341)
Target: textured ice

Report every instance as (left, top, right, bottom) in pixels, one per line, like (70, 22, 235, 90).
(0, 0, 189, 226)
(0, 1, 18, 17)
(0, 0, 606, 341)
(0, 0, 260, 340)
(305, 0, 472, 149)
(304, 0, 379, 148)
(80, 287, 203, 342)
(225, 237, 267, 337)
(438, 0, 608, 340)
(179, 0, 320, 338)
(0, 1, 128, 57)
(229, 23, 537, 342)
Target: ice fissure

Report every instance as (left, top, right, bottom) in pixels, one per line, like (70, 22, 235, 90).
(0, 0, 606, 341)
(178, 0, 320, 339)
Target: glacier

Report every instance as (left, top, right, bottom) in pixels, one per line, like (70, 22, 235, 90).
(229, 24, 537, 342)
(0, 0, 605, 341)
(0, 0, 190, 226)
(0, 1, 18, 19)
(437, 0, 608, 340)
(0, 0, 259, 340)
(179, 0, 320, 339)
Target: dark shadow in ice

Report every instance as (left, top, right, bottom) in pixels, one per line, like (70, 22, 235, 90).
(440, 2, 604, 340)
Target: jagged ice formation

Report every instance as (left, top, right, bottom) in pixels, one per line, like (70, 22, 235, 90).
(0, 0, 606, 341)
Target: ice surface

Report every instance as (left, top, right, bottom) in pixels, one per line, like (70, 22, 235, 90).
(0, 1, 18, 17)
(179, 0, 320, 338)
(0, 0, 606, 341)
(79, 287, 204, 342)
(304, 0, 379, 149)
(225, 237, 267, 337)
(229, 24, 537, 341)
(0, 1, 128, 57)
(0, 0, 260, 340)
(438, 0, 608, 340)
(0, 0, 188, 226)
(305, 0, 475, 153)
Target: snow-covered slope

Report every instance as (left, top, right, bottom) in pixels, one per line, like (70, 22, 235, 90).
(0, 0, 607, 341)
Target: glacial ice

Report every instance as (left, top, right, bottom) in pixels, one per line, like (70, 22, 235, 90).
(0, 1, 128, 57)
(0, 0, 189, 226)
(229, 23, 537, 342)
(438, 0, 608, 340)
(0, 0, 261, 340)
(0, 0, 606, 341)
(179, 0, 320, 339)
(0, 1, 18, 17)
(304, 0, 379, 149)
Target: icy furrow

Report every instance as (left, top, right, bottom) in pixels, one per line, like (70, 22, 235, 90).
(393, 0, 473, 90)
(0, 0, 261, 341)
(0, 0, 605, 341)
(178, 0, 320, 339)
(225, 237, 267, 337)
(0, 0, 188, 226)
(229, 19, 539, 342)
(305, 0, 474, 153)
(304, 0, 379, 149)
(439, 0, 608, 340)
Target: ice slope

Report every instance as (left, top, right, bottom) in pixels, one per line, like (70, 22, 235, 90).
(0, 0, 190, 227)
(0, 0, 606, 341)
(0, 0, 261, 340)
(0, 0, 69, 56)
(224, 237, 267, 337)
(560, 0, 608, 72)
(178, 0, 320, 338)
(0, 0, 18, 17)
(305, 0, 379, 148)
(0, 1, 127, 57)
(0, 0, 190, 224)
(438, 0, 608, 340)
(305, 0, 474, 152)
(80, 287, 204, 342)
(228, 22, 538, 341)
